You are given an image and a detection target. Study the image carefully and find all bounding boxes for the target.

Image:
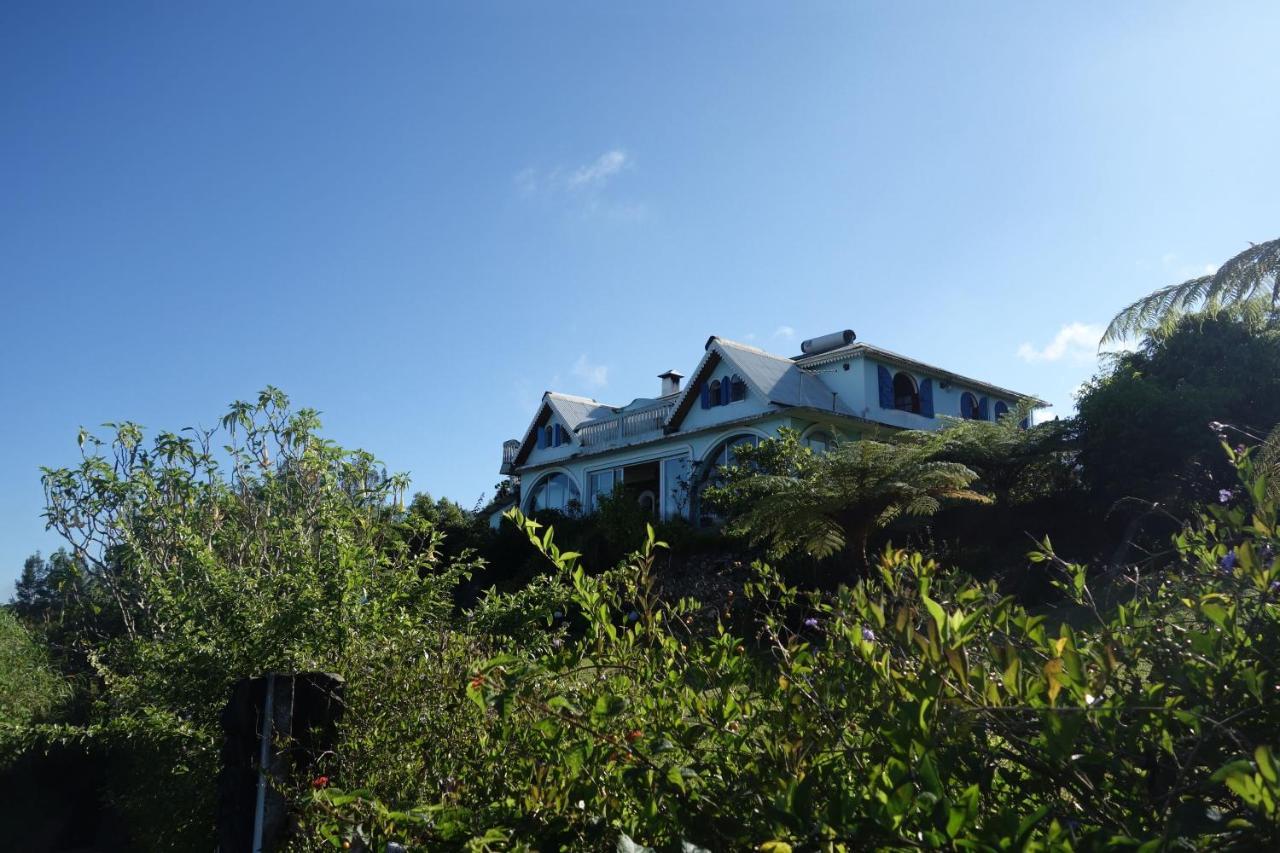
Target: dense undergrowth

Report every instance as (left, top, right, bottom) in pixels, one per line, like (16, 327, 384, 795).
(301, 446, 1280, 851)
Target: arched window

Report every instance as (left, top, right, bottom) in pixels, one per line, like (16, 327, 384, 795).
(805, 431, 834, 453)
(960, 392, 980, 420)
(730, 374, 747, 402)
(708, 379, 722, 406)
(892, 372, 920, 414)
(544, 425, 554, 447)
(524, 472, 581, 515)
(695, 433, 760, 526)
(993, 401, 1010, 420)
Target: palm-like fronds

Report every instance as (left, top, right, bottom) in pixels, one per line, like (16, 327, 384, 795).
(705, 430, 989, 565)
(1102, 238, 1280, 345)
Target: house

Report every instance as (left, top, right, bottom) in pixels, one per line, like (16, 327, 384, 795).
(493, 329, 1041, 527)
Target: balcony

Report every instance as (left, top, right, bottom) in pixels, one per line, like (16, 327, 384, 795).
(577, 402, 673, 449)
(499, 439, 520, 475)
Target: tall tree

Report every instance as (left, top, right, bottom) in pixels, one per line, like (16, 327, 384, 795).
(1078, 305, 1280, 525)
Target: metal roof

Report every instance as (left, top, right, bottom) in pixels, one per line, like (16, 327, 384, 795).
(666, 337, 857, 429)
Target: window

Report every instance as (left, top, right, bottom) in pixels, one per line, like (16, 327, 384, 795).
(960, 392, 980, 420)
(700, 375, 746, 409)
(663, 454, 692, 519)
(805, 431, 834, 453)
(696, 433, 760, 526)
(892, 372, 920, 414)
(525, 472, 581, 514)
(993, 401, 1010, 420)
(543, 425, 554, 448)
(587, 468, 620, 512)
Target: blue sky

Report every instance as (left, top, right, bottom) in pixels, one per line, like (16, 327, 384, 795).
(3, 1, 1278, 590)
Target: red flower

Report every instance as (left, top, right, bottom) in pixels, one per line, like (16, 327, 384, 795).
(626, 729, 643, 743)
(312, 775, 329, 789)
(469, 675, 485, 690)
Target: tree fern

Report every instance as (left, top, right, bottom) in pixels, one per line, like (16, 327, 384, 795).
(1102, 237, 1280, 345)
(703, 429, 988, 571)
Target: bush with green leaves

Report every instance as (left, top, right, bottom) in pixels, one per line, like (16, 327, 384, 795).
(12, 389, 479, 849)
(0, 608, 68, 727)
(306, 442, 1279, 851)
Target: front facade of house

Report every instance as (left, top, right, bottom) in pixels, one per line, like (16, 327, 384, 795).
(494, 330, 1040, 527)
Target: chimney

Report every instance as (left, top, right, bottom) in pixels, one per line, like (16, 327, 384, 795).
(658, 370, 684, 396)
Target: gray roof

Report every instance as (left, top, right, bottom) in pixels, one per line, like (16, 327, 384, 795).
(667, 337, 856, 428)
(545, 392, 615, 428)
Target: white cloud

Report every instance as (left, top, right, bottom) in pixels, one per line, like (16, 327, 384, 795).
(571, 354, 609, 388)
(567, 150, 630, 189)
(773, 325, 796, 339)
(1017, 322, 1104, 364)
(514, 150, 643, 219)
(516, 149, 632, 196)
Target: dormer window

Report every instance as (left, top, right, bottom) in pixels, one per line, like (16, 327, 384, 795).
(700, 375, 747, 409)
(537, 422, 571, 449)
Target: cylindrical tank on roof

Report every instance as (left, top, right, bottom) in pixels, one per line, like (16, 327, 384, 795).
(800, 329, 856, 355)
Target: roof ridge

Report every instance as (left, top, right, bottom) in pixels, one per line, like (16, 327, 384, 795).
(711, 337, 793, 361)
(546, 391, 606, 404)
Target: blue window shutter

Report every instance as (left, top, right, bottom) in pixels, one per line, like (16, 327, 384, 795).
(961, 393, 974, 419)
(978, 397, 989, 420)
(700, 382, 710, 409)
(555, 424, 566, 446)
(877, 365, 893, 408)
(1018, 416, 1030, 430)
(720, 374, 731, 405)
(994, 401, 1009, 420)
(536, 426, 546, 449)
(919, 378, 934, 418)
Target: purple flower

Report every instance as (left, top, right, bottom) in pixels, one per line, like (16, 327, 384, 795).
(1218, 489, 1234, 504)
(1221, 550, 1238, 572)
(861, 627, 877, 643)
(803, 617, 820, 629)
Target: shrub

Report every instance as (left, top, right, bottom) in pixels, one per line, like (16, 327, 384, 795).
(305, 444, 1280, 850)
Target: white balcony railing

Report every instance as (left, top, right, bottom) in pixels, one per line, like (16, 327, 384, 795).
(577, 402, 673, 448)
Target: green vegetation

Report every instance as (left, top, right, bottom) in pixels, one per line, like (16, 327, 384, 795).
(1102, 236, 1279, 344)
(703, 427, 990, 568)
(3, 298, 1280, 850)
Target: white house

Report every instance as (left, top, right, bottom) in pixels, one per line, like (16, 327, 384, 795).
(494, 329, 1040, 527)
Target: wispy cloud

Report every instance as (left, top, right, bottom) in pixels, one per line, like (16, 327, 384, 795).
(571, 354, 609, 389)
(1017, 322, 1104, 364)
(773, 325, 796, 340)
(515, 149, 633, 196)
(567, 150, 630, 189)
(514, 149, 644, 220)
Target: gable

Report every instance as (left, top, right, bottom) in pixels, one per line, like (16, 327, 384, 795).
(666, 338, 855, 431)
